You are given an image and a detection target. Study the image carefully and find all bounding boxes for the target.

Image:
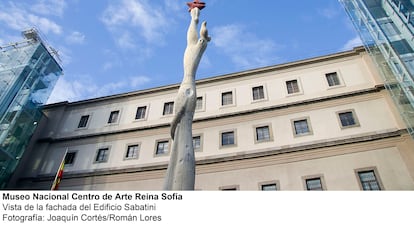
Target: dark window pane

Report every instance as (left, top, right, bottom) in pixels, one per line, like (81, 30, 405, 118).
(108, 111, 119, 123)
(78, 115, 89, 128)
(64, 152, 76, 165)
(221, 132, 235, 145)
(222, 92, 233, 105)
(252, 86, 265, 100)
(126, 145, 139, 158)
(339, 112, 356, 127)
(135, 106, 146, 119)
(256, 126, 270, 141)
(306, 178, 323, 190)
(326, 72, 340, 86)
(294, 120, 309, 135)
(286, 80, 299, 94)
(261, 183, 277, 191)
(358, 170, 381, 190)
(163, 102, 174, 115)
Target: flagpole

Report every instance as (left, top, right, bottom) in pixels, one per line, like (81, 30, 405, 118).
(51, 148, 68, 190)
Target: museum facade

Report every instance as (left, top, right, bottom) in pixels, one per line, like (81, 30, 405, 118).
(8, 47, 414, 190)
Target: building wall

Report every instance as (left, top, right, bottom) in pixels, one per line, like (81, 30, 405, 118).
(9, 47, 414, 190)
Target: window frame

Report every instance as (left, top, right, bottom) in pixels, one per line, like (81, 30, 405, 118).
(195, 95, 206, 112)
(285, 78, 303, 96)
(124, 143, 140, 160)
(154, 139, 170, 156)
(336, 109, 360, 129)
(107, 110, 120, 124)
(163, 101, 174, 116)
(220, 89, 236, 108)
(64, 151, 77, 166)
(135, 105, 148, 121)
(251, 85, 267, 102)
(219, 185, 239, 191)
(94, 147, 110, 163)
(258, 180, 280, 191)
(302, 174, 326, 191)
(324, 70, 345, 89)
(77, 115, 90, 129)
(354, 167, 384, 191)
(253, 124, 273, 143)
(291, 117, 313, 137)
(220, 129, 237, 148)
(192, 134, 203, 152)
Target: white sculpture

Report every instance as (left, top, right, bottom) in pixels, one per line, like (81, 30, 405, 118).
(163, 3, 210, 190)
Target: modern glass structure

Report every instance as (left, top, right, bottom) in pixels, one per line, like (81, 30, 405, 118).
(340, 0, 414, 138)
(0, 29, 63, 188)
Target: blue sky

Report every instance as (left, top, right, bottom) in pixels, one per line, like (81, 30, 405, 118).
(0, 0, 362, 104)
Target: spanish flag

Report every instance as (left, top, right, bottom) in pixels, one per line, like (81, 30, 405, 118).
(51, 149, 67, 190)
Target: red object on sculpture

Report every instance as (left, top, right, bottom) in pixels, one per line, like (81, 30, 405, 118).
(187, 0, 206, 11)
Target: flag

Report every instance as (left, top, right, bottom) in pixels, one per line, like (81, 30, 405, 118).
(51, 149, 67, 190)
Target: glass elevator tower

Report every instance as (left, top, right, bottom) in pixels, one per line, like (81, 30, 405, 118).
(0, 29, 63, 188)
(340, 0, 414, 138)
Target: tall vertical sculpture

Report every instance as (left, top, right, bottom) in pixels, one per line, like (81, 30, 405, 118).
(163, 1, 210, 190)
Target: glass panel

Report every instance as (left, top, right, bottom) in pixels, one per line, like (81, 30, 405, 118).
(221, 132, 234, 145)
(78, 115, 89, 128)
(108, 111, 119, 123)
(294, 120, 309, 135)
(286, 80, 299, 94)
(358, 170, 381, 190)
(256, 126, 270, 141)
(196, 97, 203, 110)
(306, 178, 323, 190)
(261, 183, 277, 191)
(163, 102, 174, 115)
(64, 152, 76, 165)
(193, 136, 201, 149)
(252, 86, 264, 100)
(126, 145, 139, 158)
(339, 112, 356, 126)
(135, 106, 146, 119)
(96, 148, 109, 162)
(222, 92, 233, 105)
(326, 72, 340, 86)
(156, 141, 169, 154)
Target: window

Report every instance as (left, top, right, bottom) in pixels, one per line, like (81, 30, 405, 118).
(357, 170, 382, 190)
(155, 140, 169, 155)
(261, 183, 277, 191)
(286, 80, 300, 94)
(306, 178, 323, 191)
(339, 111, 356, 127)
(193, 136, 201, 150)
(255, 126, 271, 142)
(125, 144, 139, 159)
(78, 115, 89, 128)
(293, 119, 311, 136)
(326, 72, 341, 87)
(64, 151, 76, 165)
(337, 110, 359, 128)
(135, 106, 147, 120)
(221, 91, 233, 106)
(221, 131, 235, 146)
(108, 110, 120, 124)
(95, 148, 109, 163)
(196, 97, 203, 110)
(252, 86, 265, 100)
(163, 102, 174, 115)
(220, 185, 239, 191)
